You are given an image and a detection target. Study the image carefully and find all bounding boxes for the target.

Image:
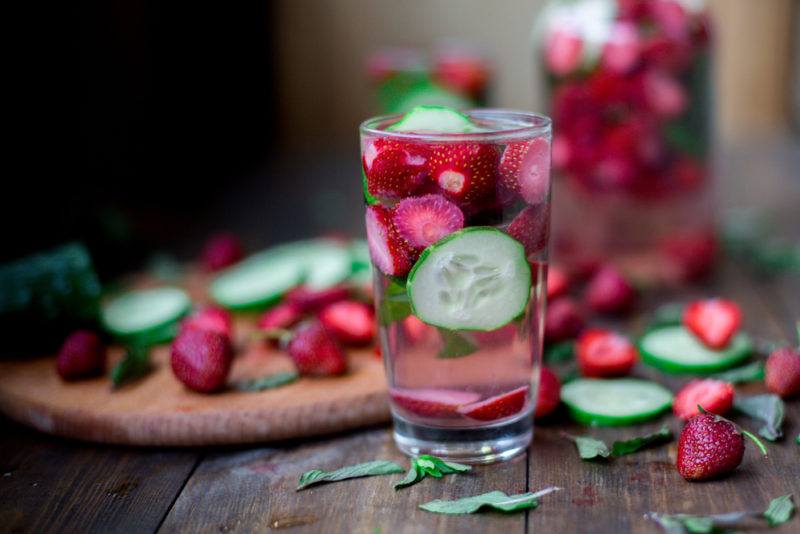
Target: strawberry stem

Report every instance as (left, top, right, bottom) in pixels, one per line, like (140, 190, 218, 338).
(740, 428, 768, 456)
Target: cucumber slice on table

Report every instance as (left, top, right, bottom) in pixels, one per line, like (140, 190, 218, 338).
(407, 227, 531, 331)
(561, 378, 673, 427)
(639, 325, 752, 374)
(102, 287, 190, 344)
(388, 105, 480, 133)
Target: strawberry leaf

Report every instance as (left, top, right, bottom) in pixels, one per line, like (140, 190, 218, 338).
(611, 427, 672, 457)
(710, 361, 764, 384)
(437, 329, 477, 359)
(419, 487, 560, 515)
(111, 346, 151, 389)
(564, 433, 611, 461)
(763, 494, 795, 527)
(733, 394, 785, 441)
(296, 460, 404, 491)
(235, 370, 298, 392)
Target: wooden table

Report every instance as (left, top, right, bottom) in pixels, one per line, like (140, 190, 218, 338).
(1, 141, 798, 533)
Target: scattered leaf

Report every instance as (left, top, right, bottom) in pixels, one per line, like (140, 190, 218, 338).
(419, 487, 560, 515)
(763, 494, 795, 527)
(544, 341, 574, 363)
(564, 434, 611, 461)
(235, 370, 298, 392)
(733, 394, 784, 441)
(437, 329, 477, 359)
(710, 361, 764, 384)
(111, 346, 151, 388)
(394, 455, 470, 489)
(611, 427, 672, 457)
(296, 460, 404, 491)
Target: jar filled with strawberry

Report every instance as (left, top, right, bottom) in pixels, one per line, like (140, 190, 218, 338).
(536, 0, 716, 285)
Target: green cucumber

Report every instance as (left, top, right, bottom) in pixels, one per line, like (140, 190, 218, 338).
(388, 105, 480, 133)
(639, 325, 752, 374)
(407, 227, 531, 331)
(561, 378, 673, 427)
(102, 287, 190, 344)
(348, 239, 373, 285)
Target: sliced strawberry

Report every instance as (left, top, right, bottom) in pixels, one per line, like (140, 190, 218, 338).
(181, 307, 232, 338)
(546, 264, 570, 300)
(473, 324, 517, 347)
(402, 315, 435, 344)
(365, 205, 413, 277)
(683, 299, 742, 349)
(535, 366, 561, 418)
(545, 297, 585, 343)
(393, 194, 464, 250)
(287, 320, 347, 376)
(362, 138, 430, 199)
(257, 301, 303, 330)
(506, 204, 550, 258)
(318, 300, 375, 346)
(576, 329, 638, 378)
(673, 379, 735, 420)
(390, 388, 481, 417)
(498, 138, 551, 206)
(584, 265, 636, 314)
(457, 386, 529, 421)
(284, 285, 349, 314)
(429, 143, 499, 210)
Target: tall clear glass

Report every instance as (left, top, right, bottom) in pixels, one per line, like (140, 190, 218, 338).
(360, 110, 552, 463)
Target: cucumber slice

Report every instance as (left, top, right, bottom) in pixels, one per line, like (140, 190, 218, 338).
(407, 227, 531, 331)
(388, 105, 480, 133)
(348, 239, 373, 285)
(639, 325, 752, 374)
(102, 287, 190, 342)
(561, 378, 673, 427)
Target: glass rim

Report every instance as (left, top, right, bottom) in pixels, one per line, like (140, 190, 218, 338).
(359, 108, 552, 142)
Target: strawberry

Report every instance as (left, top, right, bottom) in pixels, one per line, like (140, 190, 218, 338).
(676, 413, 745, 481)
(201, 232, 243, 272)
(428, 142, 499, 210)
(284, 285, 349, 314)
(287, 320, 346, 376)
(601, 21, 640, 73)
(584, 265, 636, 314)
(318, 300, 375, 346)
(473, 324, 517, 347)
(544, 27, 583, 76)
(56, 330, 106, 381)
(433, 52, 490, 97)
(765, 347, 800, 398)
(181, 306, 232, 338)
(402, 315, 435, 344)
(506, 204, 550, 258)
(389, 388, 480, 417)
(576, 329, 638, 377)
(673, 379, 735, 420)
(365, 205, 413, 277)
(660, 230, 717, 282)
(498, 138, 551, 206)
(535, 366, 561, 418)
(171, 329, 233, 393)
(683, 298, 742, 350)
(362, 138, 430, 199)
(546, 264, 570, 300)
(640, 69, 687, 119)
(544, 298, 585, 343)
(457, 386, 529, 421)
(257, 301, 303, 331)
(393, 194, 464, 250)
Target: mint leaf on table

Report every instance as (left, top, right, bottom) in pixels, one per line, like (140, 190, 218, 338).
(111, 346, 151, 388)
(646, 511, 755, 534)
(764, 494, 795, 526)
(564, 434, 611, 461)
(419, 487, 560, 515)
(235, 370, 298, 392)
(544, 341, 574, 363)
(377, 278, 411, 326)
(296, 460, 404, 491)
(710, 361, 764, 384)
(733, 394, 785, 441)
(394, 455, 471, 489)
(437, 329, 477, 359)
(611, 427, 672, 457)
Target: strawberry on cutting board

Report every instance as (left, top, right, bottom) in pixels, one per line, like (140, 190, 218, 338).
(171, 329, 233, 393)
(287, 320, 347, 377)
(683, 298, 742, 349)
(673, 379, 734, 420)
(765, 347, 800, 398)
(56, 330, 106, 381)
(584, 265, 636, 314)
(318, 300, 375, 346)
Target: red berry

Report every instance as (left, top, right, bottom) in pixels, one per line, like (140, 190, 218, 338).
(393, 194, 464, 250)
(498, 138, 551, 206)
(284, 285, 349, 314)
(683, 299, 742, 350)
(584, 265, 636, 314)
(362, 138, 430, 199)
(576, 329, 638, 378)
(287, 320, 346, 376)
(545, 298, 585, 343)
(641, 69, 688, 118)
(673, 379, 735, 420)
(171, 329, 233, 393)
(765, 347, 800, 398)
(535, 366, 561, 418)
(429, 143, 499, 210)
(181, 307, 232, 338)
(506, 204, 550, 258)
(56, 330, 106, 381)
(365, 205, 413, 277)
(473, 324, 517, 347)
(677, 413, 744, 481)
(389, 388, 480, 418)
(544, 27, 583, 76)
(201, 232, 243, 272)
(432, 52, 489, 97)
(602, 21, 640, 73)
(457, 386, 529, 421)
(660, 230, 717, 282)
(318, 301, 375, 346)
(402, 315, 435, 344)
(257, 301, 303, 331)
(546, 265, 570, 300)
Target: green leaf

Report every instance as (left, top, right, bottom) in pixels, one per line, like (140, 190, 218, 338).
(235, 370, 298, 392)
(111, 346, 151, 388)
(733, 394, 784, 441)
(544, 341, 574, 363)
(393, 465, 423, 490)
(296, 460, 404, 491)
(763, 494, 795, 526)
(437, 329, 477, 359)
(419, 487, 560, 515)
(611, 427, 672, 457)
(393, 455, 471, 490)
(424, 455, 471, 474)
(377, 278, 412, 326)
(565, 434, 611, 461)
(710, 361, 764, 384)
(646, 511, 754, 534)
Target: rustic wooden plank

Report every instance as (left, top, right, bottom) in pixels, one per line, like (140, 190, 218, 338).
(0, 418, 200, 534)
(159, 428, 528, 534)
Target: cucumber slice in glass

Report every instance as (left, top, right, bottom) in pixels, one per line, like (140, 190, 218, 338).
(388, 105, 480, 133)
(102, 287, 190, 341)
(407, 227, 531, 331)
(639, 325, 752, 374)
(561, 378, 673, 427)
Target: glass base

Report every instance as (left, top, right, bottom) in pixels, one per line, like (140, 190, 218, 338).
(392, 413, 532, 464)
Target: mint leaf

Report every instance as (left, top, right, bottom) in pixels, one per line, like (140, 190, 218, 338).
(646, 511, 755, 533)
(235, 370, 298, 392)
(393, 465, 424, 489)
(763, 494, 795, 526)
(733, 394, 784, 441)
(419, 487, 560, 515)
(611, 427, 672, 457)
(544, 341, 574, 363)
(710, 361, 764, 384)
(437, 329, 477, 359)
(394, 455, 471, 490)
(111, 346, 151, 388)
(296, 460, 404, 490)
(377, 278, 411, 326)
(565, 434, 611, 460)
(426, 455, 471, 474)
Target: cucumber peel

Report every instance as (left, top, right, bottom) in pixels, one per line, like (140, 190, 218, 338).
(639, 325, 752, 374)
(101, 287, 190, 344)
(561, 378, 673, 427)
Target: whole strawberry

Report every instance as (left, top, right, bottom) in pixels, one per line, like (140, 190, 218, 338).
(171, 329, 233, 393)
(544, 298, 585, 343)
(584, 265, 636, 314)
(764, 347, 800, 398)
(288, 320, 347, 376)
(56, 330, 106, 381)
(181, 307, 232, 338)
(535, 366, 561, 418)
(201, 232, 243, 272)
(677, 413, 744, 481)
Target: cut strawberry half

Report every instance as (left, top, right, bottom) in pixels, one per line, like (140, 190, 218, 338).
(362, 138, 430, 199)
(389, 388, 481, 417)
(319, 300, 375, 346)
(507, 204, 550, 258)
(683, 298, 742, 350)
(457, 386, 529, 421)
(393, 194, 464, 250)
(546, 264, 570, 300)
(429, 143, 499, 210)
(535, 366, 561, 418)
(284, 285, 349, 314)
(576, 329, 638, 378)
(181, 306, 233, 338)
(498, 138, 551, 206)
(365, 205, 413, 277)
(257, 302, 303, 331)
(673, 379, 735, 420)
